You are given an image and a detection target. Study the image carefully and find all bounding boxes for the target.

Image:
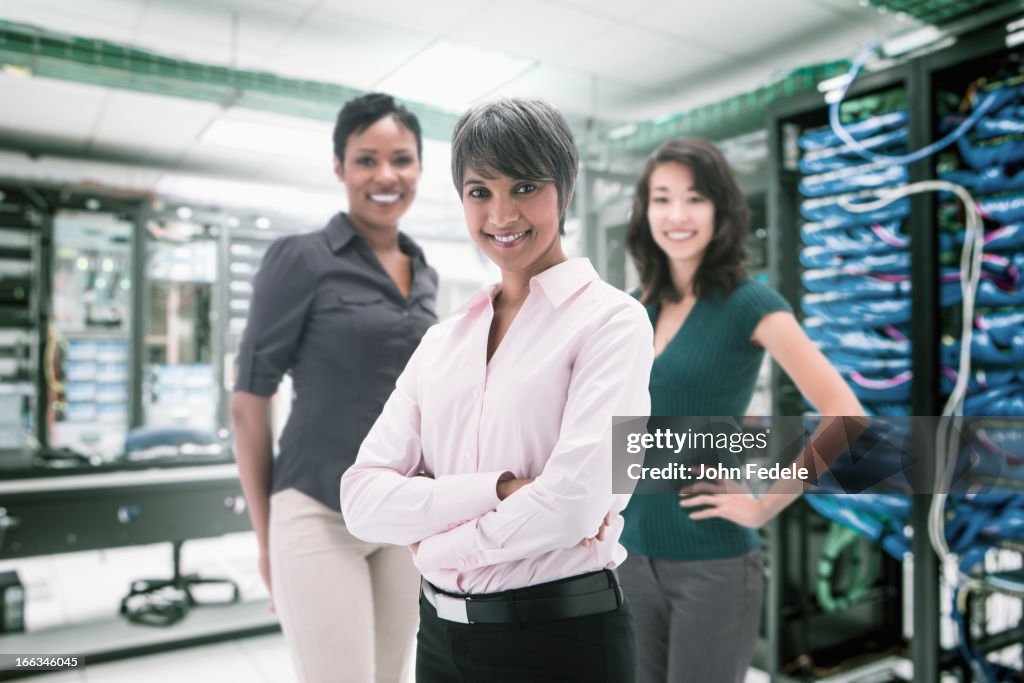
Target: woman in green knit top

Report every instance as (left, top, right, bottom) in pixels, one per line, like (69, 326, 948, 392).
(618, 138, 863, 683)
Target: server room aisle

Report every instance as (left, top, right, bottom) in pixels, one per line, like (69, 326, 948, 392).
(22, 633, 297, 682)
(19, 633, 774, 682)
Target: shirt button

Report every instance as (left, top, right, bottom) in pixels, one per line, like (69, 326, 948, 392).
(463, 449, 473, 459)
(472, 389, 481, 400)
(465, 556, 478, 568)
(402, 310, 409, 317)
(457, 558, 467, 569)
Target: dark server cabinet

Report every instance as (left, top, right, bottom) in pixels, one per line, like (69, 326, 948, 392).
(763, 63, 911, 682)
(0, 184, 48, 458)
(765, 10, 1024, 681)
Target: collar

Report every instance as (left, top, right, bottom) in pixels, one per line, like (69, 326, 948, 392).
(529, 257, 600, 308)
(325, 212, 426, 263)
(456, 258, 599, 315)
(324, 212, 357, 253)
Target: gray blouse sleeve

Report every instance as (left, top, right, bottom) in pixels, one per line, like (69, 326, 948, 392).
(233, 236, 317, 396)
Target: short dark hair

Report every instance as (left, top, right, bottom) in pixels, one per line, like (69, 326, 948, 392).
(627, 138, 749, 304)
(333, 93, 422, 163)
(451, 97, 578, 234)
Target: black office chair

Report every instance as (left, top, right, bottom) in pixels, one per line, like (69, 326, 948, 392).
(119, 428, 240, 626)
(120, 540, 241, 627)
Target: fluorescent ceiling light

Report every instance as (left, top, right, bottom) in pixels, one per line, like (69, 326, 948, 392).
(199, 119, 327, 158)
(2, 64, 31, 77)
(376, 41, 533, 110)
(155, 174, 340, 218)
(882, 26, 947, 57)
(607, 123, 637, 140)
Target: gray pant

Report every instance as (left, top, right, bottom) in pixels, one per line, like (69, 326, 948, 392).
(617, 551, 764, 683)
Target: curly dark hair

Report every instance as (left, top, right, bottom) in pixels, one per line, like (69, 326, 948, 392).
(626, 138, 749, 305)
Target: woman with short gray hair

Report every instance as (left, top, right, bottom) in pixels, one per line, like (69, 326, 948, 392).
(341, 97, 653, 682)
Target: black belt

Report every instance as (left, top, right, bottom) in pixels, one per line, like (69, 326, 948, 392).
(421, 570, 622, 625)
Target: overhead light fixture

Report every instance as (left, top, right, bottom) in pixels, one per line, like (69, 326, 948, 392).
(84, 198, 101, 211)
(255, 217, 271, 230)
(607, 123, 638, 140)
(376, 41, 533, 110)
(2, 64, 31, 78)
(1007, 17, 1024, 47)
(155, 175, 340, 219)
(882, 26, 947, 57)
(176, 206, 193, 220)
(199, 119, 327, 158)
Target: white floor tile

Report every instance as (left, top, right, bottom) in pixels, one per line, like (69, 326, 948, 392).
(235, 632, 296, 683)
(9, 670, 86, 683)
(80, 641, 263, 683)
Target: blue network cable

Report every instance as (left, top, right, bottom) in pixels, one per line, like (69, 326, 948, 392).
(828, 43, 1016, 167)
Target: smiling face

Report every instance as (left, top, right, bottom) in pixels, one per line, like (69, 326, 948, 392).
(647, 162, 715, 268)
(334, 115, 421, 234)
(462, 168, 566, 279)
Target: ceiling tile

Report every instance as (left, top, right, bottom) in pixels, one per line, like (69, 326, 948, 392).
(267, 9, 434, 89)
(316, 0, 488, 36)
(252, 157, 338, 190)
(91, 91, 221, 152)
(555, 26, 724, 88)
(634, 0, 837, 57)
(486, 64, 649, 120)
(175, 145, 273, 176)
(134, 0, 305, 67)
(0, 0, 143, 42)
(541, 0, 659, 21)
(0, 74, 108, 148)
(445, 0, 615, 63)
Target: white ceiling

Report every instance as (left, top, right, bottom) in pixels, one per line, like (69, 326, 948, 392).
(0, 0, 912, 222)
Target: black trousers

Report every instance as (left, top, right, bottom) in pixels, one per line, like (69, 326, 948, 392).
(415, 577, 637, 683)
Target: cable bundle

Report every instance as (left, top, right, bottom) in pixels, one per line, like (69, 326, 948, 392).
(808, 50, 1024, 679)
(797, 96, 915, 414)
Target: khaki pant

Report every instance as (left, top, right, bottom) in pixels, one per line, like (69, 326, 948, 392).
(269, 488, 419, 683)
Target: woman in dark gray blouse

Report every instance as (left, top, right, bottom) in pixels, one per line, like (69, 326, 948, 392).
(231, 93, 438, 683)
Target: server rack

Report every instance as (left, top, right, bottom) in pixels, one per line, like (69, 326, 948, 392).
(767, 10, 1024, 680)
(766, 62, 911, 681)
(0, 183, 48, 460)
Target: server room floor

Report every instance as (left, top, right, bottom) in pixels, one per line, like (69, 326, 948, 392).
(19, 633, 776, 683)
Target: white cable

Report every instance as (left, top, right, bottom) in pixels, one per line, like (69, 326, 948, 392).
(838, 180, 984, 570)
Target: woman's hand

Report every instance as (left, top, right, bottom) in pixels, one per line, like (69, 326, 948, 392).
(258, 548, 275, 612)
(679, 480, 774, 529)
(579, 512, 613, 547)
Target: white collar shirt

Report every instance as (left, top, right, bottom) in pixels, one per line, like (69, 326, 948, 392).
(340, 258, 653, 594)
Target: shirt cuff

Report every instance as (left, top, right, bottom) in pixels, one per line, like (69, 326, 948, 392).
(431, 470, 508, 527)
(415, 521, 480, 574)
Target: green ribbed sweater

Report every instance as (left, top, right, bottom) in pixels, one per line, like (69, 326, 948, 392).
(620, 279, 792, 561)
